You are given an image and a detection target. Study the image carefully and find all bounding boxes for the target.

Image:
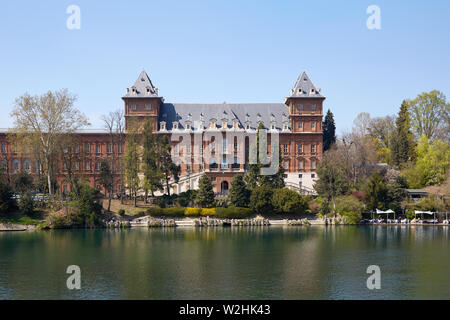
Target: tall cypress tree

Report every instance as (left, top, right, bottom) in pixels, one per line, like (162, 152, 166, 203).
(323, 109, 336, 151)
(392, 101, 415, 166)
(142, 120, 163, 199)
(195, 174, 215, 208)
(229, 174, 250, 207)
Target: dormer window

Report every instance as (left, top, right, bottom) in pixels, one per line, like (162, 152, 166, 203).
(245, 122, 251, 130)
(172, 122, 179, 130)
(186, 123, 191, 130)
(271, 123, 276, 130)
(160, 121, 166, 130)
(210, 120, 217, 129)
(311, 88, 315, 94)
(283, 123, 289, 131)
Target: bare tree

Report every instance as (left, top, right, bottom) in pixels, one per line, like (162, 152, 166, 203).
(10, 89, 89, 195)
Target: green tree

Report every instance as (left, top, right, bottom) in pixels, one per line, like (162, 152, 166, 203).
(249, 184, 274, 214)
(323, 109, 336, 151)
(158, 135, 180, 197)
(195, 174, 215, 208)
(272, 188, 308, 214)
(12, 171, 34, 195)
(229, 175, 250, 207)
(314, 152, 348, 215)
(98, 160, 113, 212)
(365, 173, 389, 211)
(406, 135, 450, 188)
(334, 195, 363, 224)
(392, 100, 415, 166)
(123, 124, 140, 207)
(408, 90, 450, 141)
(142, 120, 163, 199)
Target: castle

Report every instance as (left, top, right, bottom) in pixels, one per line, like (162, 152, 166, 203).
(0, 70, 325, 195)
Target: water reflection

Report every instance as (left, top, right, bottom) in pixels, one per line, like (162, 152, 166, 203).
(0, 226, 449, 299)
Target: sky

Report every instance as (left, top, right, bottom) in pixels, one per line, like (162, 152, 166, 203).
(0, 0, 449, 135)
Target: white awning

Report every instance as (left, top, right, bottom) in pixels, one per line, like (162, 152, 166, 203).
(414, 210, 434, 215)
(376, 209, 394, 214)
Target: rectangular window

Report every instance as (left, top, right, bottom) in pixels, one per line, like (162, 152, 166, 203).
(186, 163, 191, 171)
(284, 161, 289, 170)
(311, 104, 316, 110)
(311, 160, 316, 169)
(174, 144, 178, 155)
(63, 162, 67, 171)
(297, 104, 303, 111)
(74, 162, 79, 170)
(95, 162, 101, 171)
(85, 143, 90, 154)
(107, 144, 112, 153)
(211, 142, 216, 153)
(74, 145, 79, 153)
(187, 144, 191, 154)
(298, 144, 303, 153)
(118, 144, 123, 154)
(199, 163, 203, 170)
(234, 142, 238, 152)
(298, 160, 303, 169)
(1, 144, 6, 153)
(96, 144, 101, 154)
(311, 144, 316, 153)
(283, 144, 288, 153)
(222, 138, 227, 153)
(145, 105, 151, 110)
(85, 162, 90, 171)
(131, 105, 136, 110)
(298, 122, 303, 129)
(311, 122, 316, 129)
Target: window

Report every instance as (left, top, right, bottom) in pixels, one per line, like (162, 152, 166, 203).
(174, 144, 179, 155)
(74, 162, 79, 170)
(311, 174, 316, 178)
(186, 163, 191, 171)
(63, 162, 67, 171)
(118, 144, 123, 154)
(199, 163, 203, 170)
(96, 144, 101, 154)
(311, 160, 316, 169)
(12, 159, 19, 172)
(297, 104, 303, 111)
(63, 147, 68, 153)
(85, 143, 90, 154)
(187, 144, 191, 154)
(222, 138, 227, 153)
(221, 157, 229, 171)
(74, 145, 79, 153)
(298, 160, 303, 169)
(24, 159, 31, 172)
(298, 174, 303, 178)
(12, 145, 17, 154)
(311, 104, 316, 110)
(210, 177, 216, 182)
(95, 162, 101, 171)
(85, 162, 90, 171)
(107, 144, 112, 153)
(311, 144, 316, 153)
(283, 144, 288, 153)
(298, 122, 303, 129)
(145, 105, 151, 110)
(131, 105, 136, 110)
(284, 161, 289, 170)
(311, 122, 316, 129)
(211, 142, 216, 153)
(298, 144, 303, 153)
(234, 141, 238, 152)
(1, 144, 6, 153)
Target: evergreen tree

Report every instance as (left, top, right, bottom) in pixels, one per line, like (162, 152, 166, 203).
(123, 125, 140, 206)
(323, 109, 336, 151)
(195, 174, 215, 208)
(98, 160, 113, 212)
(142, 121, 163, 200)
(249, 184, 274, 214)
(365, 173, 389, 211)
(229, 175, 250, 207)
(392, 101, 415, 166)
(158, 135, 180, 196)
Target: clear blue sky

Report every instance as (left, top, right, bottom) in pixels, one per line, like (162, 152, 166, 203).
(0, 0, 449, 134)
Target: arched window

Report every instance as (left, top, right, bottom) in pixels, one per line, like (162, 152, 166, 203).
(23, 159, 31, 172)
(12, 158, 20, 173)
(209, 157, 218, 171)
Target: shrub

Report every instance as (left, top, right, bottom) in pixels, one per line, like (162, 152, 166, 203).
(118, 209, 125, 216)
(177, 190, 198, 207)
(147, 207, 163, 216)
(66, 183, 103, 227)
(215, 206, 253, 218)
(0, 181, 16, 215)
(185, 207, 201, 216)
(250, 185, 274, 214)
(18, 192, 34, 216)
(200, 208, 216, 216)
(272, 188, 308, 214)
(46, 211, 70, 229)
(335, 195, 363, 224)
(148, 207, 185, 217)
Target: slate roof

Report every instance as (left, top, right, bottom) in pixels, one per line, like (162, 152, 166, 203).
(159, 103, 289, 130)
(288, 71, 324, 98)
(123, 70, 161, 98)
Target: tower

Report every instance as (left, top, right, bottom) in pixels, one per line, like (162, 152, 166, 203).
(122, 70, 163, 131)
(285, 71, 325, 134)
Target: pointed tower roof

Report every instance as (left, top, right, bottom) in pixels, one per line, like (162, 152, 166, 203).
(288, 71, 324, 99)
(123, 70, 161, 98)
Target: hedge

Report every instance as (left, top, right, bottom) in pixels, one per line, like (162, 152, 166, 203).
(185, 207, 202, 216)
(147, 207, 185, 217)
(200, 208, 216, 216)
(215, 207, 254, 219)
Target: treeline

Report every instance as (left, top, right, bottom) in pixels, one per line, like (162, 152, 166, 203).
(317, 90, 450, 222)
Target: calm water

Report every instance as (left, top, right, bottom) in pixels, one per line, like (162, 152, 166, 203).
(0, 226, 449, 300)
